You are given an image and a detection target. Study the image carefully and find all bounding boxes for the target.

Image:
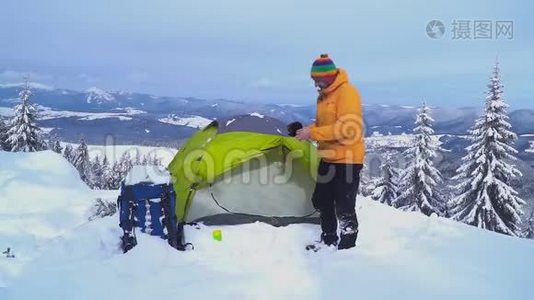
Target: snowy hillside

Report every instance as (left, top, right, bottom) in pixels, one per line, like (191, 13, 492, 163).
(38, 105, 146, 121)
(85, 87, 116, 104)
(1, 151, 533, 299)
(0, 151, 99, 289)
(366, 133, 444, 149)
(158, 114, 213, 128)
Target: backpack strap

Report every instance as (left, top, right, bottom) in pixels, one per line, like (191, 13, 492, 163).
(161, 184, 193, 251)
(120, 185, 138, 253)
(176, 222, 194, 251)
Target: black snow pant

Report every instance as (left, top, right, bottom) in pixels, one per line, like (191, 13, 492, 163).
(311, 160, 363, 247)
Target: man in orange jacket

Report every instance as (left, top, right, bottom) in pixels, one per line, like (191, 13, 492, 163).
(296, 54, 365, 250)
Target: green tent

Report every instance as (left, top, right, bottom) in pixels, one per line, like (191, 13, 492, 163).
(168, 114, 320, 225)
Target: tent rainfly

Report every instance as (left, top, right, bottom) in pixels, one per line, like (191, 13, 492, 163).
(168, 114, 320, 226)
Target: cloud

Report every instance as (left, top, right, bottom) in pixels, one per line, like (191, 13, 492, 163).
(248, 78, 276, 88)
(0, 70, 53, 83)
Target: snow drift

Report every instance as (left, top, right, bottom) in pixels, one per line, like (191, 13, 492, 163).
(0, 151, 96, 240)
(1, 151, 534, 300)
(0, 151, 97, 290)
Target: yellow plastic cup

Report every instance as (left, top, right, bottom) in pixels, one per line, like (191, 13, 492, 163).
(212, 229, 222, 241)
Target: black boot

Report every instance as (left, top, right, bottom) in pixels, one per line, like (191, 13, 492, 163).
(306, 232, 338, 252)
(321, 232, 339, 246)
(338, 229, 358, 250)
(338, 212, 358, 250)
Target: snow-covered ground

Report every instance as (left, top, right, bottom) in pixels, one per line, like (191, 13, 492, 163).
(0, 151, 101, 290)
(1, 104, 146, 121)
(85, 87, 115, 104)
(0, 106, 13, 117)
(38, 105, 145, 121)
(1, 151, 534, 300)
(158, 115, 213, 129)
(366, 134, 444, 149)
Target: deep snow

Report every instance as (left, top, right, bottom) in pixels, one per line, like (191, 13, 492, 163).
(1, 151, 534, 300)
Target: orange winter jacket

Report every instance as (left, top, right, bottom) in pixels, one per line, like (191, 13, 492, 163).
(310, 69, 365, 164)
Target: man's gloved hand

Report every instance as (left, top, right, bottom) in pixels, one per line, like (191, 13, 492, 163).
(296, 126, 312, 141)
(287, 121, 303, 137)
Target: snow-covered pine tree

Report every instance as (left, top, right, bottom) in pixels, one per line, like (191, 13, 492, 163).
(119, 152, 133, 175)
(524, 208, 534, 239)
(73, 139, 91, 183)
(47, 137, 55, 151)
(365, 176, 380, 197)
(394, 102, 444, 216)
(149, 155, 156, 166)
(6, 80, 46, 152)
(450, 61, 525, 236)
(357, 164, 372, 196)
(89, 156, 105, 189)
(52, 140, 63, 154)
(88, 198, 117, 221)
(108, 161, 124, 189)
(0, 118, 9, 151)
(63, 144, 75, 164)
(141, 154, 148, 166)
(146, 153, 162, 166)
(134, 150, 141, 165)
(101, 156, 111, 189)
(102, 155, 109, 168)
(103, 152, 134, 189)
(371, 156, 399, 206)
(46, 134, 61, 151)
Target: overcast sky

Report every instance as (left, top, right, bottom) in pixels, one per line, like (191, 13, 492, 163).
(1, 0, 533, 108)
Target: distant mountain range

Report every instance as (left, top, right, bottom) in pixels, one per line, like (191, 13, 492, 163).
(1, 83, 533, 148)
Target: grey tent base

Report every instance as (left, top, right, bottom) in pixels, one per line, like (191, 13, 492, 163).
(193, 214, 320, 227)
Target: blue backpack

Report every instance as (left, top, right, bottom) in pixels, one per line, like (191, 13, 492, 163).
(118, 181, 178, 253)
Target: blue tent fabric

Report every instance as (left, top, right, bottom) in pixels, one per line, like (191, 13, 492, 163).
(118, 182, 176, 239)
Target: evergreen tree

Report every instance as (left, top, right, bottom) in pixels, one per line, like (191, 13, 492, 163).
(103, 152, 134, 189)
(108, 161, 124, 189)
(89, 156, 105, 189)
(394, 102, 444, 216)
(134, 150, 141, 165)
(146, 153, 162, 166)
(88, 198, 117, 221)
(371, 156, 399, 206)
(141, 154, 148, 166)
(119, 152, 133, 175)
(0, 118, 9, 151)
(148, 154, 155, 166)
(524, 208, 534, 239)
(450, 61, 524, 236)
(46, 134, 62, 151)
(73, 139, 91, 183)
(63, 144, 75, 164)
(47, 136, 55, 151)
(101, 156, 111, 189)
(357, 164, 372, 196)
(52, 140, 63, 154)
(6, 80, 46, 152)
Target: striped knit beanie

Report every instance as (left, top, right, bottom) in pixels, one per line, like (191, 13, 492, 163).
(311, 54, 337, 79)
